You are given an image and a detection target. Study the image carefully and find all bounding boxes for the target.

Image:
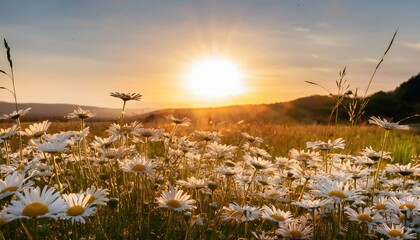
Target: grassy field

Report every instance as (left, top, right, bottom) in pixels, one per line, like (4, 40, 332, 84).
(0, 116, 419, 239)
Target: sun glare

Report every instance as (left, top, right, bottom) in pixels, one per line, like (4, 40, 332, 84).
(185, 56, 245, 99)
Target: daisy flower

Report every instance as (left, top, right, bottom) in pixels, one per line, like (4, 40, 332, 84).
(84, 186, 109, 206)
(375, 223, 416, 239)
(157, 185, 196, 212)
(221, 202, 260, 222)
(0, 124, 19, 142)
(388, 196, 420, 218)
(61, 193, 96, 224)
(289, 149, 322, 164)
(176, 177, 208, 190)
(369, 116, 410, 131)
(22, 120, 51, 138)
(215, 165, 241, 177)
(5, 186, 65, 221)
(69, 127, 90, 142)
(134, 128, 165, 142)
(166, 114, 191, 127)
(361, 146, 392, 162)
(258, 187, 290, 203)
(276, 216, 313, 239)
(66, 107, 96, 119)
(312, 180, 363, 204)
(36, 138, 69, 153)
(244, 155, 276, 170)
(243, 143, 272, 158)
(206, 142, 237, 161)
(344, 206, 383, 232)
(194, 130, 221, 142)
(293, 198, 326, 214)
(90, 135, 118, 149)
(306, 137, 345, 151)
(0, 171, 32, 200)
(107, 121, 143, 138)
(386, 163, 420, 176)
(110, 92, 142, 102)
(261, 205, 293, 226)
(99, 147, 127, 161)
(120, 156, 158, 177)
(0, 108, 31, 120)
(241, 132, 263, 145)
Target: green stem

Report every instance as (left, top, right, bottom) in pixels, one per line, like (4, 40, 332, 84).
(52, 154, 63, 193)
(242, 169, 258, 206)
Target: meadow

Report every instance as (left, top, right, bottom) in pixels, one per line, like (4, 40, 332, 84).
(1, 34, 420, 240)
(0, 107, 419, 239)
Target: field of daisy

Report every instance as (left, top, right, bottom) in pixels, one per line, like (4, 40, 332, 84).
(1, 36, 420, 240)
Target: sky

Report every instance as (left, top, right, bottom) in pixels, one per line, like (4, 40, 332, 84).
(1, 0, 420, 111)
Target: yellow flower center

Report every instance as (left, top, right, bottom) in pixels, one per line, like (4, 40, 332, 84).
(375, 203, 387, 210)
(290, 230, 302, 238)
(328, 190, 346, 199)
(166, 199, 182, 209)
(269, 193, 279, 198)
(131, 164, 146, 172)
(87, 195, 96, 205)
(0, 186, 18, 194)
(16, 163, 26, 171)
(357, 214, 373, 222)
(271, 214, 285, 222)
(67, 205, 85, 216)
(388, 229, 403, 238)
(399, 203, 416, 211)
(22, 202, 49, 217)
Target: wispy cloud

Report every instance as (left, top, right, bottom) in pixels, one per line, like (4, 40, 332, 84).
(294, 27, 310, 32)
(311, 67, 335, 73)
(363, 58, 379, 63)
(401, 41, 420, 51)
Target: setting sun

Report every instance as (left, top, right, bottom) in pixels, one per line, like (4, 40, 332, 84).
(185, 56, 245, 99)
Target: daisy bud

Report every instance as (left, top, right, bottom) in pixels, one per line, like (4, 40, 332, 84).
(209, 202, 218, 210)
(108, 197, 119, 209)
(208, 182, 218, 191)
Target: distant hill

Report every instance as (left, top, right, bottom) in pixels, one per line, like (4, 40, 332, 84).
(137, 73, 420, 125)
(0, 102, 147, 121)
(1, 73, 419, 124)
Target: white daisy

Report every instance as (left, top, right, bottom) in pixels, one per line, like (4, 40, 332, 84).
(5, 186, 65, 221)
(369, 116, 410, 131)
(120, 156, 158, 177)
(0, 171, 32, 200)
(157, 185, 196, 212)
(61, 193, 97, 224)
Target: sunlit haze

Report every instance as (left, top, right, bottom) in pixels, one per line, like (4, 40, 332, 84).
(185, 56, 245, 100)
(1, 1, 420, 110)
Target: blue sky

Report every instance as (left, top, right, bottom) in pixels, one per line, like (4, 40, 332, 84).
(1, 1, 419, 109)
